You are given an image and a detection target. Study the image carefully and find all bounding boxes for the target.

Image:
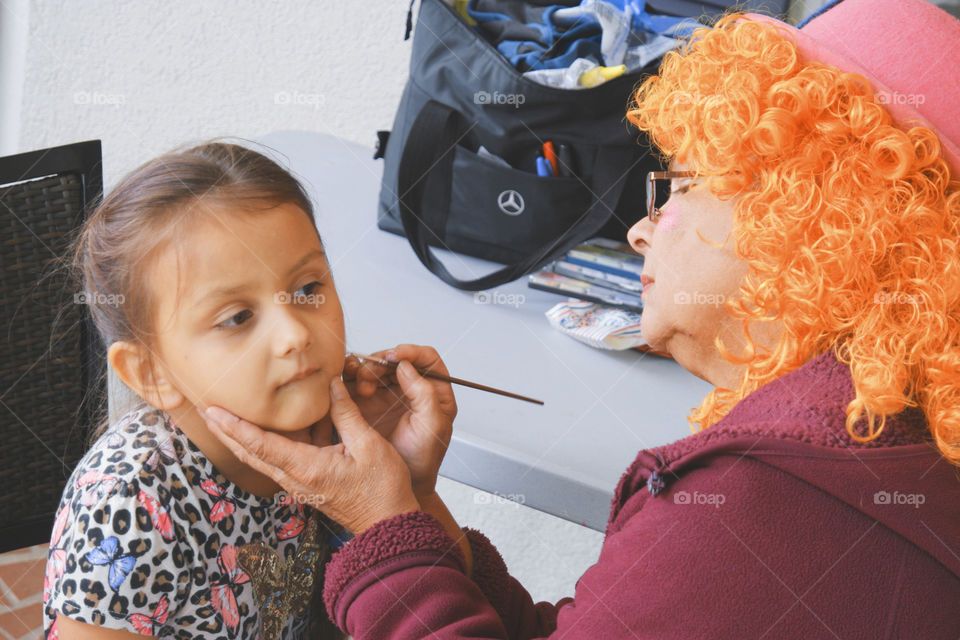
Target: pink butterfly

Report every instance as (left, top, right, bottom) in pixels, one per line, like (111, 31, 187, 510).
(200, 479, 236, 523)
(91, 431, 126, 452)
(44, 548, 66, 597)
(277, 500, 307, 540)
(210, 544, 250, 636)
(44, 506, 71, 599)
(76, 470, 118, 507)
(138, 490, 175, 541)
(126, 593, 170, 635)
(48, 616, 59, 639)
(50, 505, 69, 548)
(277, 515, 306, 540)
(115, 411, 140, 431)
(144, 437, 176, 472)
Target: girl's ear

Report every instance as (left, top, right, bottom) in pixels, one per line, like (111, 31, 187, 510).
(107, 341, 185, 411)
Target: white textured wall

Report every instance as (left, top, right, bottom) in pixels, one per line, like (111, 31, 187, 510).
(12, 1, 412, 189)
(4, 0, 604, 605)
(0, 0, 29, 154)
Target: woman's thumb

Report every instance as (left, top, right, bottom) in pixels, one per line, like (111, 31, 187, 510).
(396, 360, 437, 412)
(328, 377, 374, 448)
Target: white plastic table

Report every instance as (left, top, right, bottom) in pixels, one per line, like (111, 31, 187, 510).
(258, 131, 714, 531)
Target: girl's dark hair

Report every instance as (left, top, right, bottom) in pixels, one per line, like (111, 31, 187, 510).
(70, 140, 317, 445)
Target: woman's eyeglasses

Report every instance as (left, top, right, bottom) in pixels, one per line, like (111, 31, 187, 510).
(646, 171, 697, 222)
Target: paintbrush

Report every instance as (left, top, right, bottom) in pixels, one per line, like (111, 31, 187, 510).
(349, 352, 545, 406)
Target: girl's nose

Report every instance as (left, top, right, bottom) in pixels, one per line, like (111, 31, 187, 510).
(627, 216, 653, 255)
(273, 303, 312, 357)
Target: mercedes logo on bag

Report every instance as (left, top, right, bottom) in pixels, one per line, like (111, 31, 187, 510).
(497, 190, 525, 216)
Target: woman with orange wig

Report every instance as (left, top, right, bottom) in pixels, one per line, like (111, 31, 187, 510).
(201, 0, 960, 636)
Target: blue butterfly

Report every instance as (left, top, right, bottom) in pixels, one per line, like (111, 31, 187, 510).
(85, 536, 136, 591)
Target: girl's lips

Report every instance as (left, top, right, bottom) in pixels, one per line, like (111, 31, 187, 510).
(279, 368, 320, 388)
(641, 282, 654, 299)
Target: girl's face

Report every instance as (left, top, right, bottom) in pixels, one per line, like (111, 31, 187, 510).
(150, 201, 345, 433)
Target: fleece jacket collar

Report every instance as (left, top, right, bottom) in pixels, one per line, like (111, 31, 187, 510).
(609, 348, 960, 580)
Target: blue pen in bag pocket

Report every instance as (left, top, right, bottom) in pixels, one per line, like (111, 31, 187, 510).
(536, 156, 554, 177)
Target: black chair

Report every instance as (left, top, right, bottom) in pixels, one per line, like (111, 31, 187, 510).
(0, 140, 107, 553)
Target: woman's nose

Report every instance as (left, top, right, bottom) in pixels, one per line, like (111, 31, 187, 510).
(627, 216, 652, 255)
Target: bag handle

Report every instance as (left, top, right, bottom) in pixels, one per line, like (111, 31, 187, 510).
(396, 100, 636, 291)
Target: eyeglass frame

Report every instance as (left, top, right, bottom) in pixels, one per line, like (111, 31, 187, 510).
(646, 170, 698, 223)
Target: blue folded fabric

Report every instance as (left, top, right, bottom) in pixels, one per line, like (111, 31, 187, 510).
(467, 0, 699, 72)
(468, 1, 603, 71)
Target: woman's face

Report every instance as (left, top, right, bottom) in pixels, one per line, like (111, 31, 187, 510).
(627, 162, 762, 388)
(149, 201, 346, 433)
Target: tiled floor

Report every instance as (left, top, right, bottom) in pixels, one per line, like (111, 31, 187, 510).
(0, 543, 47, 640)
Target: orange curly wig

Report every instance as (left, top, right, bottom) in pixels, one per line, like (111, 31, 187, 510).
(627, 14, 960, 465)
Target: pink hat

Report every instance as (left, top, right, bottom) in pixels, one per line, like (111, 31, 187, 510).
(746, 0, 960, 176)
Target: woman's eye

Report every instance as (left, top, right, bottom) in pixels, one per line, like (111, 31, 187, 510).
(217, 309, 252, 330)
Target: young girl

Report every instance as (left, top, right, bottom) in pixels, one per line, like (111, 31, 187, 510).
(42, 142, 348, 639)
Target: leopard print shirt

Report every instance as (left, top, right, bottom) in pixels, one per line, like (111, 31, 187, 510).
(42, 404, 337, 639)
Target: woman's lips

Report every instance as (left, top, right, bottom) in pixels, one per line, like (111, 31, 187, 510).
(640, 274, 655, 301)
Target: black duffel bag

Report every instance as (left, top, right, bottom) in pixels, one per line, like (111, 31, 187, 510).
(375, 0, 670, 291)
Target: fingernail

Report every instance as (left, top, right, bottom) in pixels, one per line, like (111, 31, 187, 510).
(331, 378, 346, 399)
(398, 361, 414, 377)
(385, 350, 399, 362)
(204, 407, 239, 423)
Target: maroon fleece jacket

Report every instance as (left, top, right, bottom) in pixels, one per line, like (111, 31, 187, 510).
(322, 349, 960, 638)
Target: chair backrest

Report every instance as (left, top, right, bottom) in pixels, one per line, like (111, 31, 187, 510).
(0, 140, 106, 552)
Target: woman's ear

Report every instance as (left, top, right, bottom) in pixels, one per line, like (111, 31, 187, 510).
(108, 341, 185, 411)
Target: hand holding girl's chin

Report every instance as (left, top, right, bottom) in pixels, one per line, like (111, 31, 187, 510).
(201, 379, 420, 535)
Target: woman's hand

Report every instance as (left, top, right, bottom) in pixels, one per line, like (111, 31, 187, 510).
(342, 345, 457, 498)
(203, 378, 420, 535)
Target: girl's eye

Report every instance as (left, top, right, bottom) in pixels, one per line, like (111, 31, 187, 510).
(297, 281, 324, 298)
(216, 309, 252, 330)
(213, 281, 325, 331)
